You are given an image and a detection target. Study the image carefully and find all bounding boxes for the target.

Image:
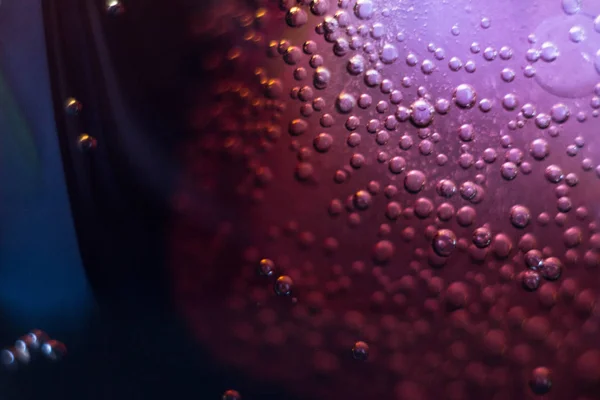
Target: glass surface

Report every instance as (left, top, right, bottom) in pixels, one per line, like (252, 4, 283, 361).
(4, 0, 600, 399)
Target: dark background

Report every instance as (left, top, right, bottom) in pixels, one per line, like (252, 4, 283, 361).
(0, 1, 295, 399)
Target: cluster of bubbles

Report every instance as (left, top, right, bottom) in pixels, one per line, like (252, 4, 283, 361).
(64, 97, 98, 151)
(172, 0, 600, 398)
(1, 330, 67, 370)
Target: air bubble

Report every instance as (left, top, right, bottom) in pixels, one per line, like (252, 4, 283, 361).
(499, 46, 513, 60)
(65, 98, 82, 115)
(453, 84, 476, 109)
(464, 60, 476, 73)
(502, 94, 518, 111)
(529, 367, 552, 395)
(223, 390, 242, 400)
(545, 165, 564, 183)
(569, 25, 585, 43)
(41, 340, 67, 362)
(404, 170, 426, 193)
(534, 113, 551, 129)
(529, 138, 549, 160)
(352, 341, 369, 360)
(483, 47, 497, 61)
(373, 240, 395, 263)
(388, 156, 406, 174)
(421, 59, 435, 74)
(522, 270, 541, 291)
(561, 0, 581, 15)
(259, 259, 275, 276)
(523, 65, 536, 78)
(406, 53, 418, 66)
(409, 99, 434, 127)
(286, 7, 308, 27)
(435, 98, 451, 114)
(336, 92, 356, 113)
(354, 0, 374, 20)
(274, 275, 293, 296)
(433, 229, 457, 257)
(472, 227, 492, 248)
(510, 205, 531, 229)
(550, 103, 570, 123)
(540, 42, 559, 62)
(501, 162, 518, 180)
(501, 68, 515, 82)
(479, 98, 492, 112)
(347, 55, 366, 75)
